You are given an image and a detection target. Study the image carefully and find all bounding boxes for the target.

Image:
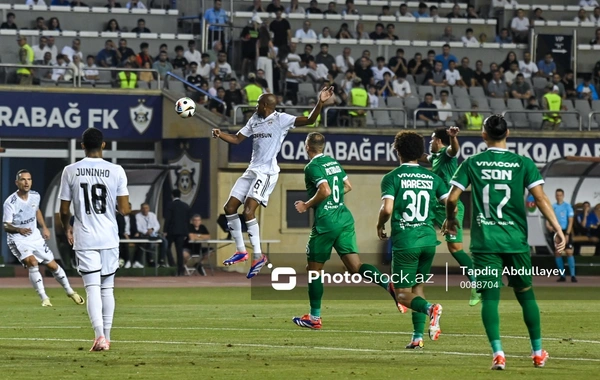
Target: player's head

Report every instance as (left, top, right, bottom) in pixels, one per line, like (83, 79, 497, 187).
(555, 188, 565, 203)
(256, 93, 277, 118)
(191, 214, 202, 227)
(172, 189, 181, 199)
(15, 169, 32, 193)
(305, 132, 325, 157)
(430, 127, 450, 153)
(140, 203, 150, 215)
(393, 131, 424, 164)
(81, 128, 105, 155)
(482, 114, 509, 144)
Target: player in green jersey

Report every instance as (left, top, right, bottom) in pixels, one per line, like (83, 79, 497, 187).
(292, 132, 397, 330)
(377, 131, 446, 347)
(420, 127, 481, 307)
(444, 115, 566, 370)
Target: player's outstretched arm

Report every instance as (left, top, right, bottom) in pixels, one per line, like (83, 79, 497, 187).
(530, 185, 566, 253)
(212, 128, 247, 145)
(294, 86, 334, 127)
(376, 198, 393, 240)
(295, 182, 331, 213)
(446, 126, 460, 157)
(444, 186, 463, 235)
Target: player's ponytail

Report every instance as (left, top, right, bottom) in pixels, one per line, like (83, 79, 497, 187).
(483, 114, 508, 141)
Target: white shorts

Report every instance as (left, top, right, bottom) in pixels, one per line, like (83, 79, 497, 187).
(229, 169, 279, 207)
(75, 248, 119, 276)
(8, 238, 54, 265)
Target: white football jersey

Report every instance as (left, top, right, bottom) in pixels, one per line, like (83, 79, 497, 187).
(238, 111, 296, 175)
(2, 191, 42, 242)
(58, 157, 129, 251)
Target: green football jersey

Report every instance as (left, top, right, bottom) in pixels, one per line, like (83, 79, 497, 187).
(380, 163, 448, 251)
(450, 147, 544, 254)
(429, 146, 457, 185)
(304, 154, 354, 233)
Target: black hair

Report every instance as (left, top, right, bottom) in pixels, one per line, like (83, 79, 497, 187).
(140, 42, 149, 49)
(137, 18, 145, 23)
(377, 56, 385, 62)
(7, 12, 15, 18)
(15, 169, 30, 181)
(425, 92, 434, 98)
(82, 128, 104, 152)
(393, 131, 424, 162)
(382, 5, 389, 10)
(466, 28, 473, 33)
(556, 188, 564, 194)
(433, 127, 450, 146)
(320, 43, 329, 48)
(376, 23, 384, 28)
(440, 90, 449, 96)
(172, 189, 181, 198)
(483, 114, 508, 141)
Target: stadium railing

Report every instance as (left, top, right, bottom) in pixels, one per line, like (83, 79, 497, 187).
(232, 0, 469, 11)
(587, 111, 600, 131)
(410, 107, 494, 128)
(0, 63, 75, 85)
(500, 109, 584, 131)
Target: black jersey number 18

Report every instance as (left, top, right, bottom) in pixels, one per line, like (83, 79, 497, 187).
(80, 183, 107, 215)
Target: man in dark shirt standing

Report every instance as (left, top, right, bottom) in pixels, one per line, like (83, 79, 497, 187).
(315, 44, 337, 73)
(171, 46, 189, 71)
(224, 78, 243, 118)
(185, 214, 211, 275)
(354, 56, 374, 88)
(164, 189, 191, 276)
(269, 10, 291, 49)
(208, 87, 226, 117)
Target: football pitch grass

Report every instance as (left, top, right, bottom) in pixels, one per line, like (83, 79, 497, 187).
(1, 286, 599, 380)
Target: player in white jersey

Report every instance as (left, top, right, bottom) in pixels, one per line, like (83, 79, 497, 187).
(2, 170, 85, 307)
(212, 88, 334, 278)
(58, 128, 130, 352)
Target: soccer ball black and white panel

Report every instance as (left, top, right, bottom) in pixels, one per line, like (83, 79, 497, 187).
(175, 97, 196, 118)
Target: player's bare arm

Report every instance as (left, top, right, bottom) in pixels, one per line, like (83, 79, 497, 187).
(295, 182, 331, 213)
(343, 178, 352, 194)
(530, 185, 566, 253)
(2, 222, 31, 236)
(444, 186, 462, 235)
(117, 195, 130, 216)
(376, 198, 393, 240)
(36, 209, 50, 240)
(446, 126, 460, 157)
(59, 200, 74, 245)
(212, 128, 248, 145)
(294, 86, 334, 127)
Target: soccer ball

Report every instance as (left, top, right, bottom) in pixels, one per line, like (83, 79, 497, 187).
(175, 97, 196, 118)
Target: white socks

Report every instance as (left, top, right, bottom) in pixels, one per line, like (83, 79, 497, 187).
(82, 272, 104, 339)
(52, 266, 74, 295)
(226, 214, 246, 253)
(494, 350, 505, 358)
(29, 266, 47, 301)
(246, 219, 262, 260)
(101, 275, 115, 341)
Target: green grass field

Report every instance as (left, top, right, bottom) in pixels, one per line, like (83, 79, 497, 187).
(0, 286, 598, 380)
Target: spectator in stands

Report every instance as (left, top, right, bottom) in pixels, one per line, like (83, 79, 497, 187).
(71, 0, 88, 7)
(184, 40, 202, 68)
(417, 93, 438, 124)
(500, 51, 518, 73)
(84, 55, 99, 81)
(590, 7, 600, 23)
(117, 39, 135, 66)
(487, 70, 508, 99)
(458, 57, 476, 87)
(504, 62, 520, 86)
(51, 54, 68, 81)
(510, 73, 532, 100)
(136, 42, 153, 68)
(369, 23, 386, 40)
(478, 33, 488, 43)
(209, 77, 223, 96)
(224, 79, 243, 117)
(118, 62, 138, 88)
(132, 18, 151, 33)
(211, 51, 232, 81)
(61, 38, 82, 64)
(256, 25, 275, 92)
(473, 59, 487, 87)
(296, 20, 317, 39)
(386, 24, 399, 40)
(209, 87, 226, 116)
(530, 8, 544, 26)
(445, 60, 465, 88)
(17, 36, 34, 85)
(446, 4, 463, 18)
(435, 44, 457, 71)
(494, 28, 513, 44)
(438, 26, 458, 43)
(353, 23, 369, 39)
(433, 90, 453, 123)
(426, 61, 447, 87)
(460, 102, 483, 130)
(490, 0, 517, 18)
(27, 0, 47, 4)
(51, 0, 70, 5)
(334, 23, 351, 39)
(301, 98, 321, 127)
(537, 53, 556, 78)
(342, 0, 359, 15)
(197, 82, 209, 105)
(392, 72, 411, 98)
(542, 84, 565, 129)
(183, 215, 211, 274)
(380, 5, 391, 16)
(105, 0, 122, 8)
(96, 40, 118, 68)
(429, 5, 439, 18)
(33, 36, 49, 63)
(340, 69, 354, 95)
(407, 53, 426, 76)
(138, 61, 154, 83)
(371, 56, 394, 82)
(581, 0, 599, 7)
(354, 56, 373, 87)
(171, 46, 188, 72)
(511, 9, 529, 43)
(562, 70, 577, 99)
(348, 78, 368, 127)
(577, 76, 599, 101)
(105, 19, 121, 32)
(304, 0, 320, 13)
(285, 58, 307, 104)
(300, 44, 314, 62)
(40, 52, 53, 74)
(306, 57, 329, 85)
(266, 0, 284, 13)
(204, 0, 228, 45)
(65, 54, 84, 82)
(526, 96, 540, 110)
(485, 62, 499, 84)
(465, 4, 479, 19)
(590, 28, 600, 45)
(286, 0, 304, 13)
(0, 12, 17, 30)
(388, 48, 406, 76)
(192, 54, 208, 82)
(240, 16, 261, 80)
(35, 17, 47, 31)
(334, 47, 354, 75)
(518, 52, 538, 79)
(396, 3, 413, 17)
(577, 202, 598, 236)
(575, 8, 590, 22)
(413, 2, 429, 18)
(247, 0, 264, 11)
(315, 44, 336, 72)
(462, 28, 478, 45)
(185, 62, 203, 98)
(319, 27, 331, 39)
(46, 36, 58, 62)
(552, 73, 566, 99)
(132, 203, 170, 268)
(126, 0, 146, 9)
(152, 51, 173, 80)
(367, 85, 378, 108)
(323, 1, 337, 14)
(48, 17, 62, 32)
(270, 10, 291, 49)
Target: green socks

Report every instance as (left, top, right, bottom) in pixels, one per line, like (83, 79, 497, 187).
(410, 296, 432, 315)
(359, 263, 388, 290)
(412, 312, 426, 341)
(452, 249, 476, 282)
(308, 273, 323, 318)
(481, 287, 502, 353)
(515, 288, 542, 352)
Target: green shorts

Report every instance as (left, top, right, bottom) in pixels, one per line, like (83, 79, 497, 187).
(472, 252, 533, 291)
(391, 246, 436, 289)
(433, 201, 464, 243)
(306, 224, 358, 263)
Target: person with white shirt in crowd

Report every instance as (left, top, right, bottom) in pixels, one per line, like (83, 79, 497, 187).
(197, 53, 212, 82)
(340, 69, 354, 95)
(433, 90, 453, 123)
(371, 56, 394, 82)
(84, 55, 100, 81)
(126, 0, 146, 9)
(26, 0, 47, 4)
(511, 9, 530, 43)
(33, 36, 51, 62)
(61, 38, 83, 64)
(574, 8, 590, 22)
(392, 73, 411, 98)
(295, 21, 317, 39)
(504, 61, 520, 86)
(445, 60, 465, 87)
(46, 36, 58, 63)
(580, 0, 599, 7)
(132, 203, 169, 268)
(461, 28, 479, 45)
(335, 47, 355, 74)
(285, 59, 308, 104)
(518, 52, 538, 79)
(306, 57, 329, 85)
(285, 42, 302, 63)
(590, 7, 600, 22)
(51, 54, 68, 82)
(368, 85, 379, 108)
(65, 54, 84, 82)
(184, 40, 202, 67)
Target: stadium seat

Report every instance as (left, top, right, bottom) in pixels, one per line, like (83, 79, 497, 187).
(488, 98, 507, 114)
(148, 80, 160, 90)
(168, 80, 185, 95)
(532, 77, 549, 90)
(452, 86, 469, 99)
(506, 98, 529, 128)
(373, 110, 392, 127)
(366, 111, 376, 127)
(417, 85, 434, 97)
(455, 96, 472, 112)
(575, 99, 598, 129)
(403, 96, 420, 126)
(527, 109, 543, 129)
(405, 75, 416, 87)
(298, 83, 315, 104)
(591, 100, 600, 125)
(468, 86, 485, 100)
(387, 97, 406, 127)
(561, 100, 581, 129)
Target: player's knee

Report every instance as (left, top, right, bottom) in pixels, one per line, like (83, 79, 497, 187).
(24, 256, 38, 268)
(223, 203, 237, 215)
(46, 260, 58, 271)
(242, 207, 255, 220)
